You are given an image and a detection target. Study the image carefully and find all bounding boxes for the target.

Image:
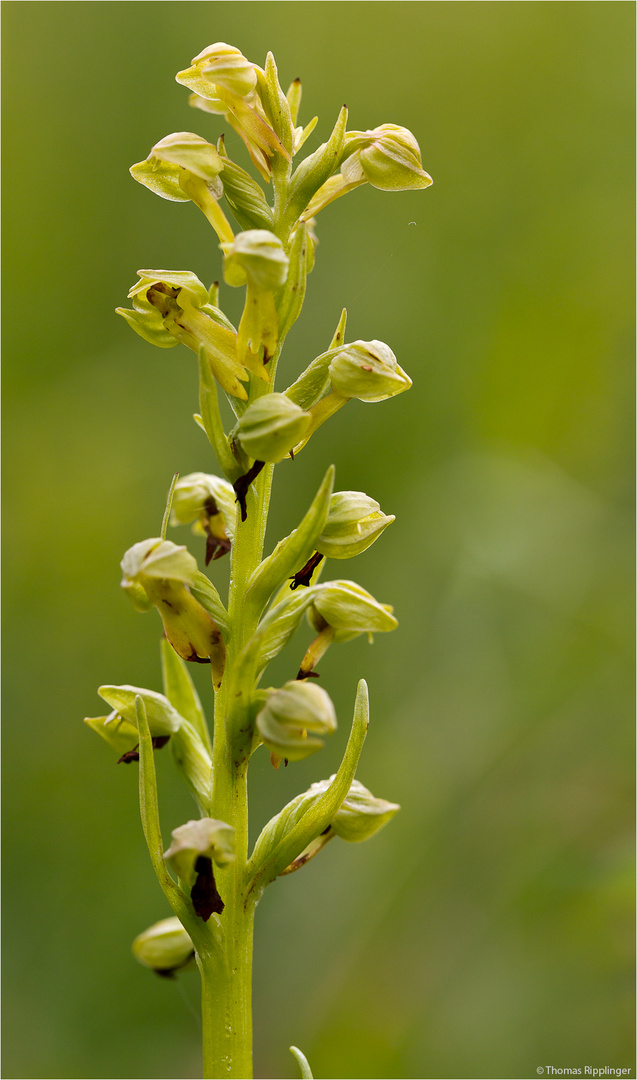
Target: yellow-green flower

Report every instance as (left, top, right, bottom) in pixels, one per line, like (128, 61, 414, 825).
(116, 269, 250, 400)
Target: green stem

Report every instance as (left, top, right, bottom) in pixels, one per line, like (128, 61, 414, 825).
(198, 901, 255, 1080)
(203, 378, 273, 1077)
(198, 141, 300, 1078)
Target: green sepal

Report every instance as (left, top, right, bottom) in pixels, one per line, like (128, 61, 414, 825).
(116, 306, 178, 348)
(217, 141, 275, 231)
(316, 490, 395, 559)
(283, 346, 342, 410)
(235, 394, 310, 463)
(84, 712, 138, 755)
(244, 465, 334, 617)
(246, 680, 369, 898)
(170, 471, 236, 538)
(171, 721, 213, 814)
(310, 579, 398, 636)
(289, 1047, 314, 1080)
(188, 570, 230, 638)
(146, 132, 225, 185)
(332, 778, 400, 842)
(283, 308, 347, 409)
(160, 636, 211, 753)
(283, 106, 347, 228)
(129, 157, 192, 203)
(120, 537, 198, 586)
(98, 684, 184, 736)
(243, 584, 322, 676)
(276, 223, 310, 342)
(121, 578, 153, 612)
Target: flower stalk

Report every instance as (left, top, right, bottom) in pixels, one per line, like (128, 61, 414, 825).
(87, 39, 431, 1080)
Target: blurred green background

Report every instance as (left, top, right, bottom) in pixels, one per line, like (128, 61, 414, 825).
(2, 2, 634, 1078)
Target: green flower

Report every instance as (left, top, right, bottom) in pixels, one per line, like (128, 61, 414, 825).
(176, 43, 290, 181)
(116, 269, 251, 401)
(130, 132, 233, 243)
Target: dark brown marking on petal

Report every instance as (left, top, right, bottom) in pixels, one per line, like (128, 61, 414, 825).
(186, 651, 212, 665)
(191, 856, 224, 920)
(290, 551, 323, 589)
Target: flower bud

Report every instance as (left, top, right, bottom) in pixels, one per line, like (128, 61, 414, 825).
(177, 42, 258, 100)
(328, 340, 412, 402)
(222, 229, 289, 291)
(256, 681, 337, 761)
(317, 491, 395, 559)
(332, 778, 400, 842)
(98, 685, 184, 737)
(132, 917, 195, 976)
(310, 580, 397, 638)
(236, 394, 311, 463)
(341, 124, 432, 191)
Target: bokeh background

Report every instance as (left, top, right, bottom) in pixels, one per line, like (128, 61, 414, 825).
(3, 3, 634, 1078)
